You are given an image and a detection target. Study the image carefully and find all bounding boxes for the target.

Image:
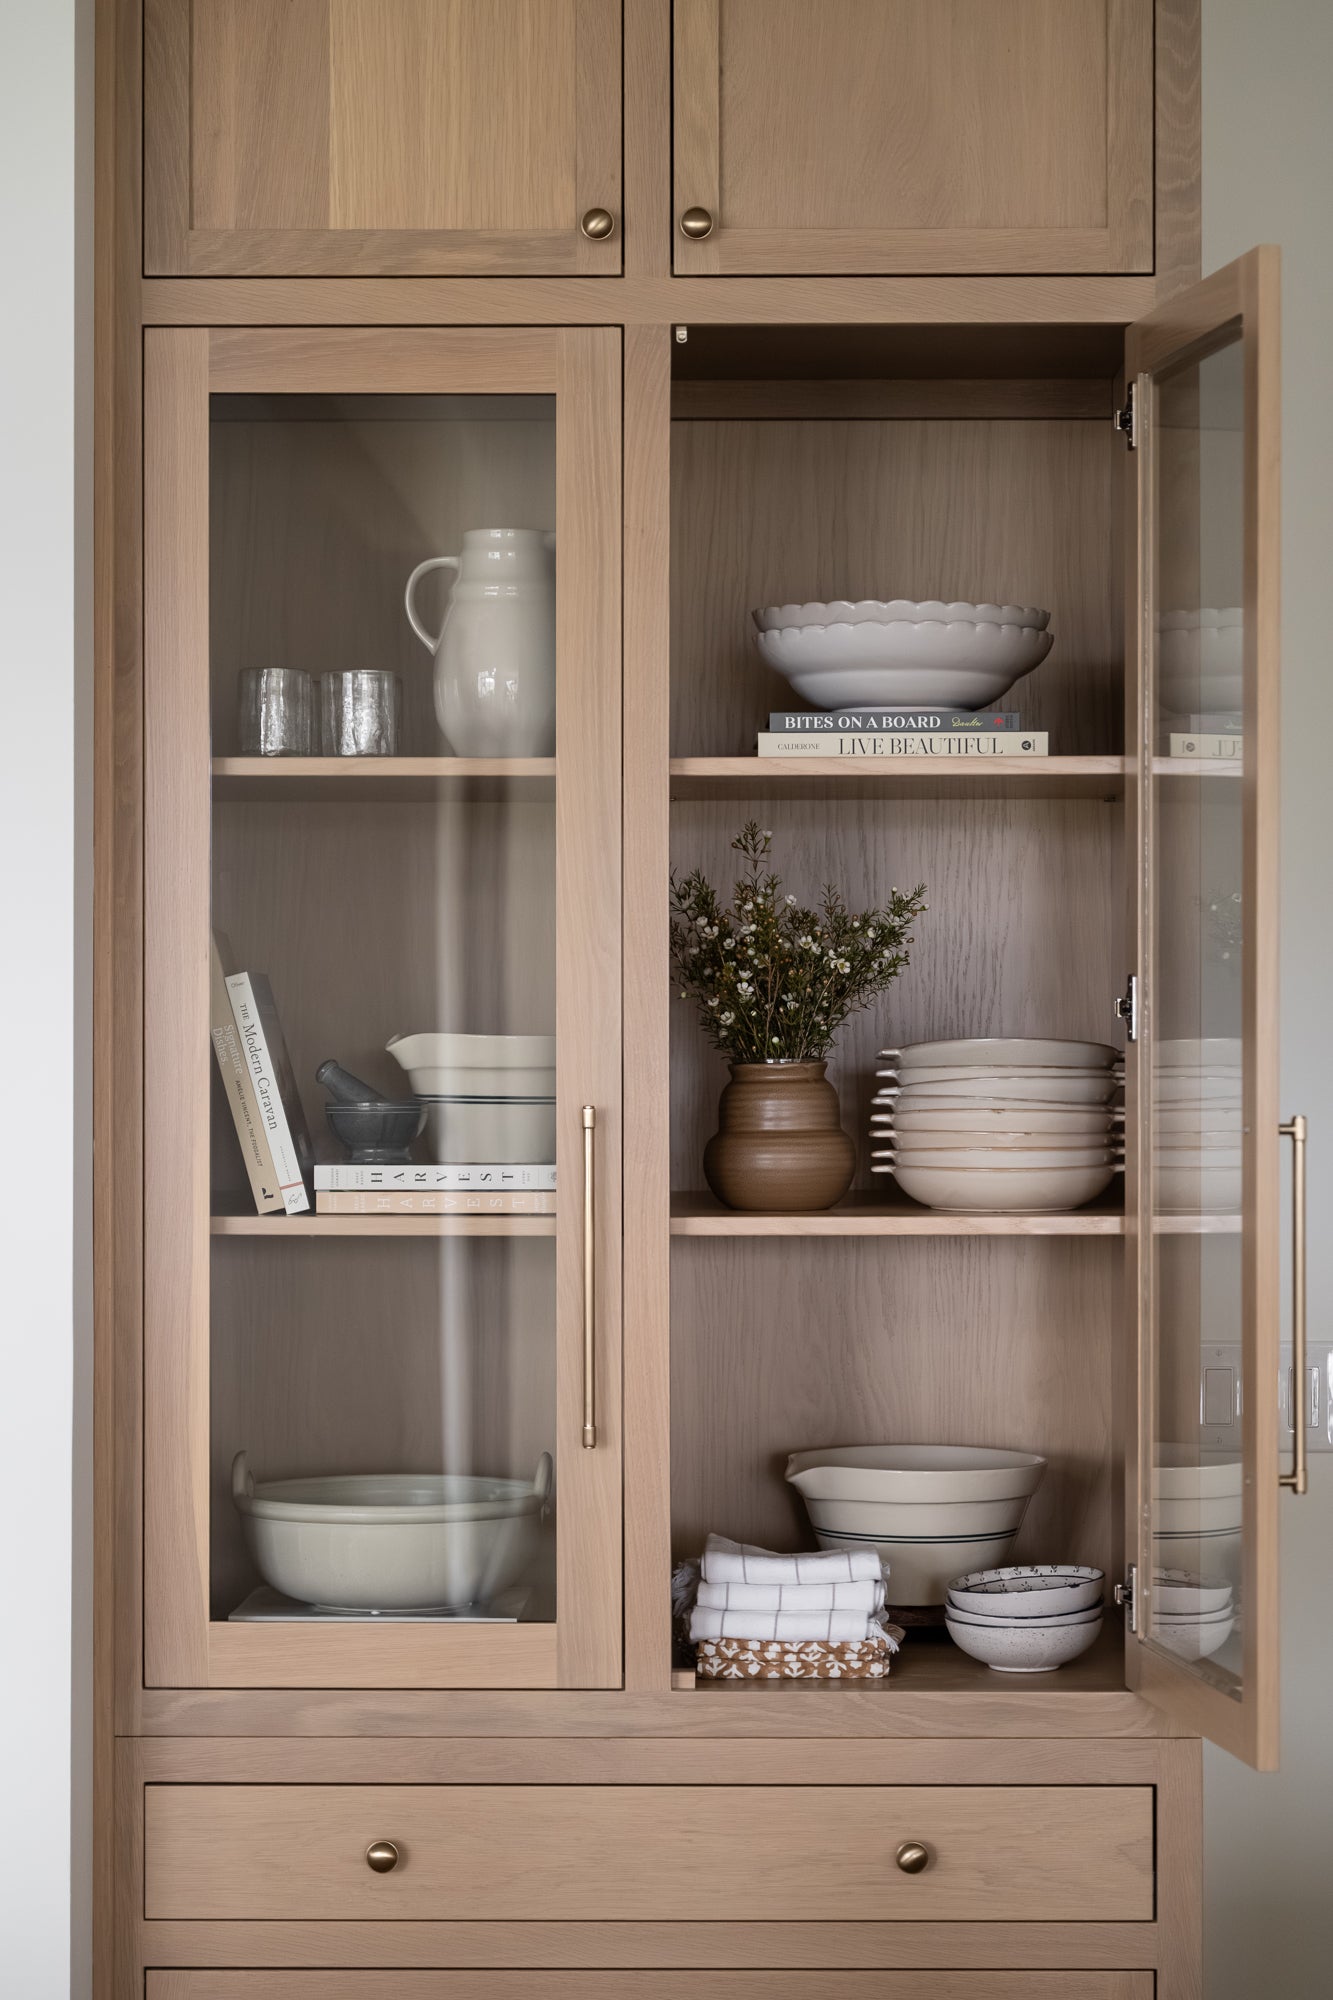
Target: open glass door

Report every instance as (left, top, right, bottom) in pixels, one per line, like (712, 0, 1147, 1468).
(1123, 248, 1286, 1766)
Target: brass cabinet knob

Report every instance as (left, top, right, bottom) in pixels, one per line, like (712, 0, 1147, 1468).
(365, 1840, 400, 1874)
(580, 207, 615, 240)
(895, 1840, 931, 1874)
(680, 206, 714, 240)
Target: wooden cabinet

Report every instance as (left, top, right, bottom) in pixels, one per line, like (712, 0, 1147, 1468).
(143, 0, 623, 274)
(673, 0, 1155, 274)
(147, 1976, 1157, 1998)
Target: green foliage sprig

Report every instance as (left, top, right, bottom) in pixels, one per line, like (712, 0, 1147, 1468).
(670, 821, 927, 1063)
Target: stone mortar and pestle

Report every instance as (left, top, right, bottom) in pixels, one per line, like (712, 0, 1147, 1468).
(316, 1059, 426, 1165)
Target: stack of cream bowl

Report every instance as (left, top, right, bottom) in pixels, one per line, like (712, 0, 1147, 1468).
(784, 1444, 1046, 1607)
(1152, 1037, 1242, 1214)
(871, 1037, 1123, 1213)
(1152, 1566, 1237, 1662)
(750, 599, 1053, 711)
(943, 1563, 1105, 1673)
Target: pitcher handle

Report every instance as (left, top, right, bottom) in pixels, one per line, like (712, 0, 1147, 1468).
(404, 556, 459, 654)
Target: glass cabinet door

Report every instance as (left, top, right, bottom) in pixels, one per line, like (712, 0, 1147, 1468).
(1124, 249, 1284, 1766)
(142, 328, 621, 1688)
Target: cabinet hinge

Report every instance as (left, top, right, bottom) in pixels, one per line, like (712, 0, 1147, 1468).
(1114, 1564, 1138, 1633)
(1115, 386, 1136, 449)
(1114, 972, 1139, 1043)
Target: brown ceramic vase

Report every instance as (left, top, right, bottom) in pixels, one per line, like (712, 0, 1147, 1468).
(703, 1060, 856, 1212)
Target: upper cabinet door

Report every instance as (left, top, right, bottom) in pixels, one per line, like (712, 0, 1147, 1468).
(1122, 248, 1283, 1768)
(672, 0, 1154, 275)
(143, 0, 622, 275)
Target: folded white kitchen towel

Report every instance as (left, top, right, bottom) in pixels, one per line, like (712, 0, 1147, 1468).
(695, 1576, 886, 1614)
(699, 1533, 884, 1587)
(688, 1603, 891, 1644)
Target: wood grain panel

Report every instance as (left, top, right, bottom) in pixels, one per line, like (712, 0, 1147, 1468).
(671, 1235, 1119, 1575)
(670, 416, 1123, 757)
(674, 0, 1154, 274)
(144, 0, 621, 274)
(149, 1976, 1155, 1999)
(144, 1783, 1153, 1921)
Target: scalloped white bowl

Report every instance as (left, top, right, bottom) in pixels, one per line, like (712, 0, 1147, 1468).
(754, 617, 1054, 709)
(752, 598, 1051, 634)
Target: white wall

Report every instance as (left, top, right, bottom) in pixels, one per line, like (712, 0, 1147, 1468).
(1201, 3, 1333, 1993)
(0, 0, 93, 1992)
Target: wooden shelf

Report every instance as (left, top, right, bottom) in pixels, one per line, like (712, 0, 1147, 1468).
(669, 756, 1126, 801)
(210, 1210, 555, 1239)
(212, 756, 556, 803)
(670, 1188, 1126, 1237)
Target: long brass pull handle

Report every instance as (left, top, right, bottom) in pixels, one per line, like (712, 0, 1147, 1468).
(582, 1105, 597, 1449)
(1279, 1115, 1308, 1494)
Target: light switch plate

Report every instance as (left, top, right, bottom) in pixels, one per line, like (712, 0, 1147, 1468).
(1279, 1340, 1333, 1452)
(1197, 1341, 1333, 1452)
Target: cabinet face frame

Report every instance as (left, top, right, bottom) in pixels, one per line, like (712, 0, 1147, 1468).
(141, 325, 623, 1691)
(1121, 246, 1282, 1767)
(672, 0, 1155, 277)
(142, 0, 623, 277)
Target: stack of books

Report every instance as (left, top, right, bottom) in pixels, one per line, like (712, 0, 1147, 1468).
(1166, 713, 1242, 760)
(312, 1163, 556, 1217)
(757, 709, 1048, 758)
(211, 934, 314, 1215)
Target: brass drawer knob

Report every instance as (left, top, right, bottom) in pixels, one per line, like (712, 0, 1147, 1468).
(680, 206, 714, 240)
(580, 207, 615, 240)
(895, 1840, 931, 1874)
(366, 1840, 400, 1874)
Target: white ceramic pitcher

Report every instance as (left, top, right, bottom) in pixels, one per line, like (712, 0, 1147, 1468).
(405, 527, 556, 756)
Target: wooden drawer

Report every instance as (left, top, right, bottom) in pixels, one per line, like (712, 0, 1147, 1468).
(145, 1785, 1154, 1922)
(148, 1978, 1155, 2000)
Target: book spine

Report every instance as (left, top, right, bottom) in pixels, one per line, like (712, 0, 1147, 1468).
(209, 938, 283, 1215)
(1168, 733, 1243, 759)
(756, 732, 1048, 758)
(767, 710, 1020, 733)
(225, 972, 311, 1214)
(1184, 713, 1242, 732)
(317, 1190, 556, 1216)
(313, 1162, 558, 1192)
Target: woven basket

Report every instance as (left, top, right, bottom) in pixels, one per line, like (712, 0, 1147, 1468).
(695, 1633, 895, 1680)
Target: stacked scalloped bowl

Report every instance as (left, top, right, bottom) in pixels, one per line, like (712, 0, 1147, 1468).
(872, 1038, 1124, 1213)
(751, 599, 1053, 709)
(944, 1564, 1105, 1673)
(1153, 1038, 1242, 1214)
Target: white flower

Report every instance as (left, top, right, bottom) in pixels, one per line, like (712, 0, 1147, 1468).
(737, 980, 754, 998)
(762, 829, 772, 839)
(837, 959, 851, 974)
(720, 1010, 735, 1024)
(785, 894, 797, 905)
(723, 936, 736, 950)
(695, 914, 708, 929)
(707, 996, 719, 1008)
(771, 1036, 781, 1045)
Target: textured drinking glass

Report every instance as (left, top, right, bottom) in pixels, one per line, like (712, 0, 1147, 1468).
(237, 667, 315, 756)
(320, 670, 403, 757)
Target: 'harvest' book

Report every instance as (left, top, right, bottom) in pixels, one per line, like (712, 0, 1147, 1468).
(225, 969, 313, 1215)
(314, 1162, 557, 1192)
(316, 1190, 556, 1216)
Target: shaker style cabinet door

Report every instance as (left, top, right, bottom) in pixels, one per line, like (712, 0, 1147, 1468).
(1121, 248, 1284, 1767)
(143, 0, 622, 274)
(141, 326, 622, 1689)
(673, 0, 1154, 275)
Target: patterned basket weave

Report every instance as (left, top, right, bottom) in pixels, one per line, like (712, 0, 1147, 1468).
(695, 1633, 896, 1680)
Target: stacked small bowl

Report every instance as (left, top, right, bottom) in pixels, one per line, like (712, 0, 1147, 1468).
(1152, 1566, 1237, 1662)
(944, 1564, 1105, 1673)
(871, 1037, 1124, 1213)
(1153, 1037, 1242, 1214)
(751, 599, 1053, 711)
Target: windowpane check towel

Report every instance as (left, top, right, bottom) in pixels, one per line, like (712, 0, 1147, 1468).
(696, 1577, 886, 1614)
(688, 1604, 894, 1644)
(699, 1533, 885, 1587)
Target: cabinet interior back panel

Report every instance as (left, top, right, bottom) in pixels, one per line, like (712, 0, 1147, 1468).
(670, 1235, 1119, 1578)
(670, 415, 1122, 757)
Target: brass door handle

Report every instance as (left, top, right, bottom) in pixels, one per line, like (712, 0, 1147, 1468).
(680, 206, 714, 239)
(1280, 1115, 1309, 1494)
(895, 1841, 930, 1874)
(365, 1840, 399, 1873)
(582, 1105, 597, 1448)
(580, 207, 615, 240)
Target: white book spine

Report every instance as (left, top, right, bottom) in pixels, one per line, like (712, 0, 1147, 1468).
(1168, 732, 1243, 759)
(755, 731, 1048, 759)
(313, 1162, 558, 1192)
(317, 1190, 556, 1216)
(226, 972, 310, 1215)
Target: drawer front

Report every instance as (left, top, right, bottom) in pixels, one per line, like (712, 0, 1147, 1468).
(145, 1785, 1154, 1923)
(148, 1978, 1155, 2000)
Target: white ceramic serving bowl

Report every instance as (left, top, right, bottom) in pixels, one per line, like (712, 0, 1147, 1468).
(884, 1037, 1120, 1070)
(415, 1097, 556, 1165)
(786, 1444, 1047, 1504)
(753, 599, 1051, 634)
(947, 1565, 1104, 1619)
(1155, 1454, 1244, 1500)
(888, 1159, 1118, 1212)
(880, 1074, 1121, 1105)
(755, 619, 1053, 710)
(945, 1601, 1103, 1631)
(808, 1525, 1028, 1606)
(1154, 1615, 1236, 1662)
(945, 1611, 1103, 1672)
(1158, 608, 1244, 713)
(386, 1032, 556, 1098)
(232, 1450, 551, 1612)
(877, 1146, 1120, 1169)
(887, 1105, 1121, 1135)
(1153, 1568, 1234, 1615)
